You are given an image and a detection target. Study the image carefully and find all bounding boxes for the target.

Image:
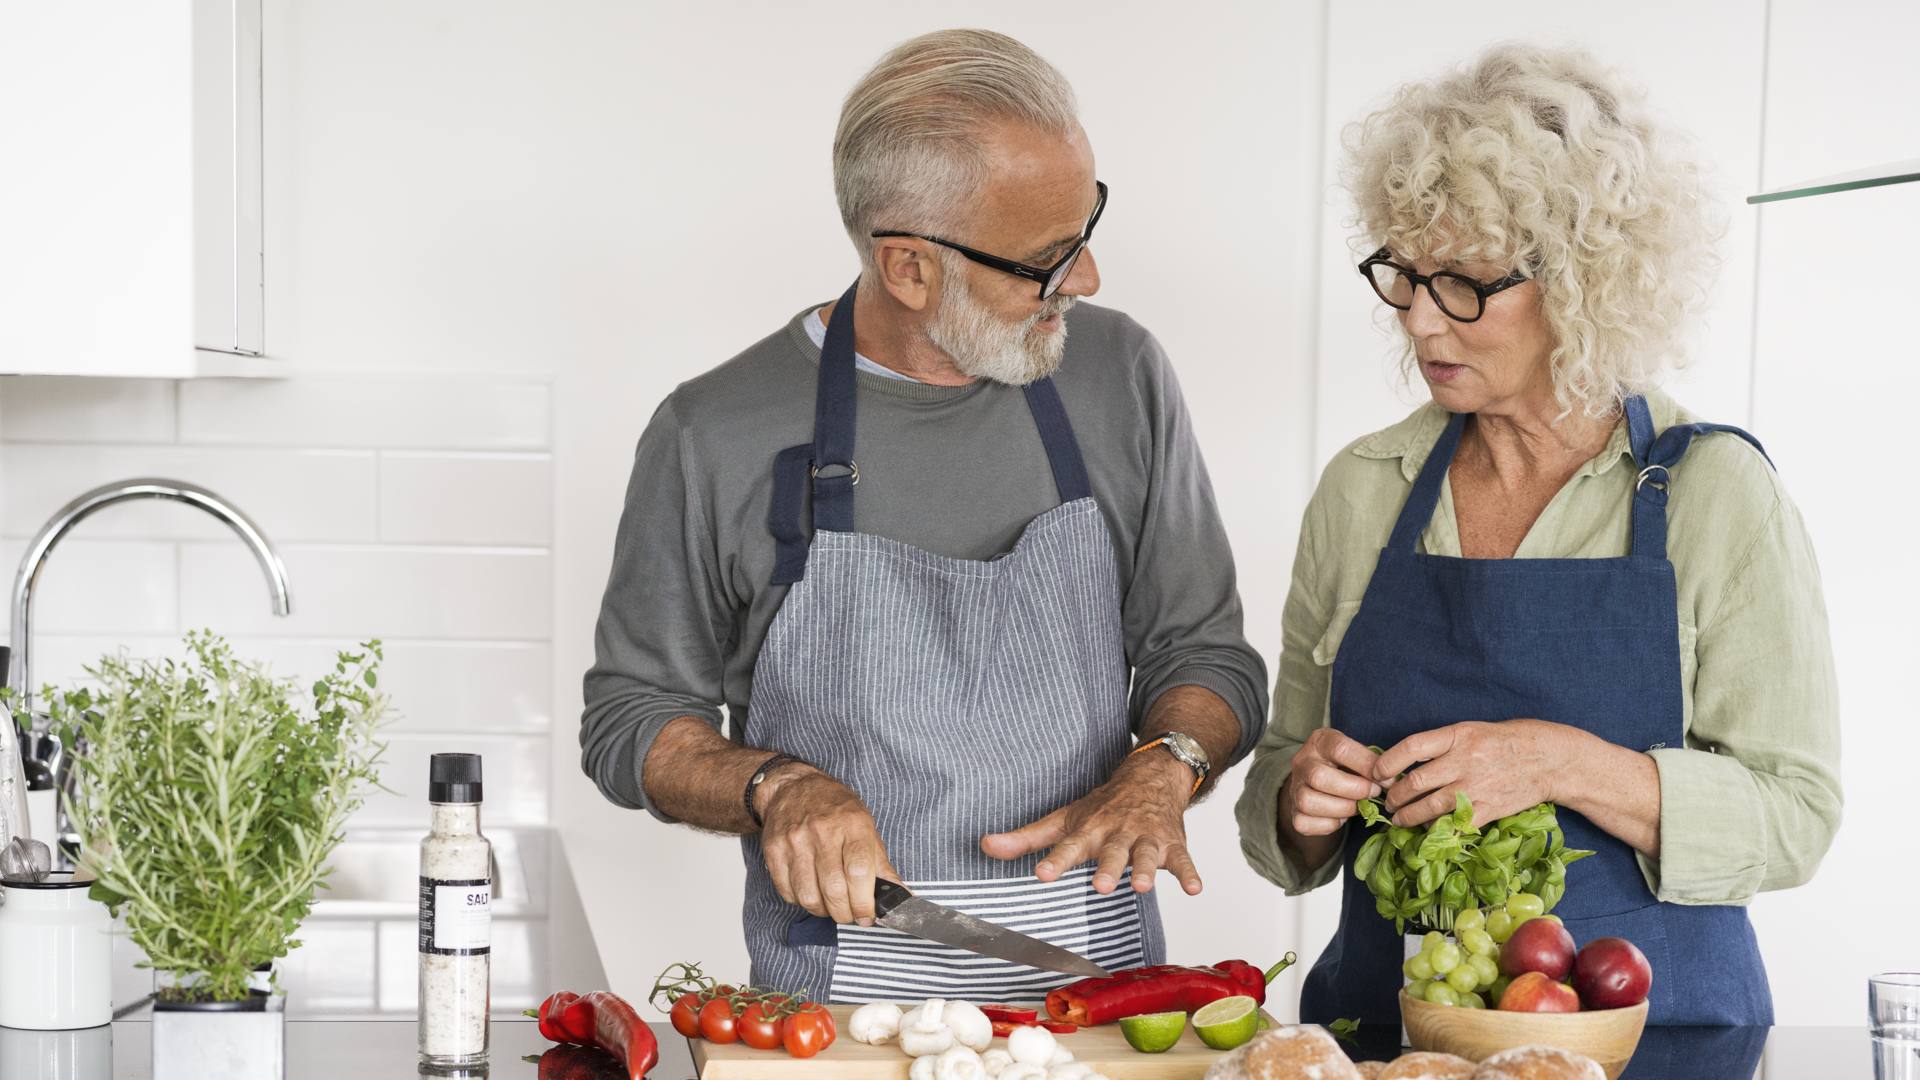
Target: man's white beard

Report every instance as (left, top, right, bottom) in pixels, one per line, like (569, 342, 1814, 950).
(926, 265, 1075, 386)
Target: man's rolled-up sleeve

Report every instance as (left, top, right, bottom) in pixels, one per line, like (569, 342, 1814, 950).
(1120, 331, 1270, 764)
(581, 398, 732, 823)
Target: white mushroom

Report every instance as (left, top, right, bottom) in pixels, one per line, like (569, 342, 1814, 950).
(981, 1048, 1014, 1077)
(911, 1055, 939, 1080)
(997, 1067, 1048, 1080)
(1006, 1024, 1058, 1067)
(848, 1001, 904, 1045)
(1047, 1044, 1074, 1067)
(942, 1001, 993, 1051)
(934, 1045, 987, 1080)
(1047, 1065, 1094, 1080)
(899, 999, 957, 1058)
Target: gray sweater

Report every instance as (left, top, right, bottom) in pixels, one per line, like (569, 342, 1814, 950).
(581, 300, 1269, 820)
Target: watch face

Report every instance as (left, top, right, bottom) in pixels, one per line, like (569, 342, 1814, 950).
(1166, 732, 1208, 773)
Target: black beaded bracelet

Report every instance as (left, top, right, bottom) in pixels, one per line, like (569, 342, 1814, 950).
(744, 753, 802, 830)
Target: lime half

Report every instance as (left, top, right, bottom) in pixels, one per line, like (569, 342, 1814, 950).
(1119, 1010, 1187, 1053)
(1193, 995, 1259, 1051)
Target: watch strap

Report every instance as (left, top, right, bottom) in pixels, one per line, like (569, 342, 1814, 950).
(1130, 735, 1206, 797)
(744, 753, 802, 829)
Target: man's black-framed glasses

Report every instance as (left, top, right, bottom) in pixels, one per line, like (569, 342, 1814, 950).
(1358, 246, 1529, 323)
(871, 180, 1108, 300)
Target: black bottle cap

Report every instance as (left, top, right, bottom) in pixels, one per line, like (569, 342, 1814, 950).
(428, 753, 483, 804)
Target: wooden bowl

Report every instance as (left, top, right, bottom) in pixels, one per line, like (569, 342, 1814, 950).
(1399, 990, 1648, 1079)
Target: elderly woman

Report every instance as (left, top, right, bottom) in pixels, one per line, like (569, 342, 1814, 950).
(1235, 45, 1840, 1027)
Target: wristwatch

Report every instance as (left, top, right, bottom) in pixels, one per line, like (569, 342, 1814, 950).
(1132, 731, 1211, 795)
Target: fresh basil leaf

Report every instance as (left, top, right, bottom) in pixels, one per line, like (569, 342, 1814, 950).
(1354, 833, 1387, 882)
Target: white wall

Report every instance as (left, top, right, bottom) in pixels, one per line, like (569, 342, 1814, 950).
(2, 0, 1912, 1027)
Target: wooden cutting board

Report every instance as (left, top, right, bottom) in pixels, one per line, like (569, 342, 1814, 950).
(691, 1004, 1279, 1078)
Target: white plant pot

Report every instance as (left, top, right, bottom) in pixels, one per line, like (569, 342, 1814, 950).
(0, 1023, 112, 1079)
(151, 991, 285, 1080)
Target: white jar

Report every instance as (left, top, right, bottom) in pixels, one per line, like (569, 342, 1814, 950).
(0, 872, 112, 1030)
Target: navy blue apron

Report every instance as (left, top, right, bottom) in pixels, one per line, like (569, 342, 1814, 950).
(1300, 396, 1774, 1027)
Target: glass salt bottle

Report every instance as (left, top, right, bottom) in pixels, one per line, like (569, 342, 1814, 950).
(418, 753, 491, 1070)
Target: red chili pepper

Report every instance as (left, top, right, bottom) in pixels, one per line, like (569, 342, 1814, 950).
(559, 995, 597, 1044)
(536, 1043, 626, 1080)
(981, 1004, 1039, 1025)
(1044, 953, 1296, 1027)
(1038, 1019, 1079, 1034)
(582, 991, 659, 1079)
(528, 992, 582, 1044)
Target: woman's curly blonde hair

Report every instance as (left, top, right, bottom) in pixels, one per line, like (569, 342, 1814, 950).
(1345, 43, 1723, 417)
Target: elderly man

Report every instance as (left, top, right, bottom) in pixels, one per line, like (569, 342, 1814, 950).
(582, 28, 1267, 1003)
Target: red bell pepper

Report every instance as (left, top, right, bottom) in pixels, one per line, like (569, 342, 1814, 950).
(1044, 953, 1296, 1027)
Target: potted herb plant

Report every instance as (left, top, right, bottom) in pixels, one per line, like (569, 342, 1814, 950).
(42, 631, 386, 1078)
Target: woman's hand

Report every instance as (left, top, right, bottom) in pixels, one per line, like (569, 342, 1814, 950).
(1281, 728, 1383, 839)
(1373, 719, 1584, 828)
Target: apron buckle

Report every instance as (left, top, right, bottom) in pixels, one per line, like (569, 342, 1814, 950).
(811, 459, 859, 485)
(1635, 464, 1669, 492)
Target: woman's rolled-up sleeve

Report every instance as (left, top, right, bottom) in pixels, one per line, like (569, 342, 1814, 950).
(1639, 486, 1843, 905)
(1235, 492, 1347, 897)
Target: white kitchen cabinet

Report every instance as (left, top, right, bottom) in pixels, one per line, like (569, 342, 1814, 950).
(0, 0, 273, 377)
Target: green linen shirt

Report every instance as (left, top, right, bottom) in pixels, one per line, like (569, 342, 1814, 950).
(1234, 389, 1842, 906)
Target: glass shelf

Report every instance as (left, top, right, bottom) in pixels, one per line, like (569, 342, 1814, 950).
(1748, 159, 1920, 204)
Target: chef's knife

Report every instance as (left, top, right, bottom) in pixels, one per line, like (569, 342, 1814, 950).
(872, 878, 1112, 979)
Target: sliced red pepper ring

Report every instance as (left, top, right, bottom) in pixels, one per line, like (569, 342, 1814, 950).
(981, 1004, 1039, 1025)
(1039, 1019, 1079, 1034)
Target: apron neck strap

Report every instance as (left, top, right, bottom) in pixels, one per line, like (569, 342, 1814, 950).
(767, 281, 1095, 585)
(1627, 394, 1773, 561)
(1387, 410, 1468, 552)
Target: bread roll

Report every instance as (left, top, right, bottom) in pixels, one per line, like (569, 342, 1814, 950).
(1471, 1045, 1606, 1080)
(1378, 1050, 1477, 1079)
(1203, 1025, 1363, 1080)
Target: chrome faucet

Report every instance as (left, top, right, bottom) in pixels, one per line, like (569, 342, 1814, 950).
(4, 479, 292, 860)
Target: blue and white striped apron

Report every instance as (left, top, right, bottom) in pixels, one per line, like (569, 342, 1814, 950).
(743, 282, 1159, 1003)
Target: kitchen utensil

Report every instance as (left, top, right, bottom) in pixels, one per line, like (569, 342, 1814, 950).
(2, 836, 51, 882)
(1400, 988, 1645, 1079)
(873, 878, 1110, 979)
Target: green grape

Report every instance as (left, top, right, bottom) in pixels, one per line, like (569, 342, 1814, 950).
(1489, 975, 1512, 1007)
(1453, 907, 1486, 934)
(1422, 931, 1445, 953)
(1445, 965, 1479, 993)
(1406, 953, 1435, 981)
(1460, 928, 1496, 957)
(1485, 909, 1517, 943)
(1428, 942, 1463, 975)
(1506, 892, 1546, 921)
(1539, 914, 1563, 925)
(1462, 990, 1486, 1009)
(1425, 984, 1462, 1007)
(1469, 954, 1500, 988)
(1406, 978, 1434, 1001)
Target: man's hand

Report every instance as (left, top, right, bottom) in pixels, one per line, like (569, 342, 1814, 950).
(979, 750, 1202, 896)
(758, 767, 902, 926)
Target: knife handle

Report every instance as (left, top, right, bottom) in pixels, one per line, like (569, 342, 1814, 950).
(873, 878, 913, 918)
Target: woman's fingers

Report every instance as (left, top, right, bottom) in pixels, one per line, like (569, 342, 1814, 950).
(1374, 726, 1458, 782)
(1306, 761, 1382, 801)
(1295, 787, 1362, 821)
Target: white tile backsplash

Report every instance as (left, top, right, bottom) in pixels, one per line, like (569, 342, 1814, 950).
(178, 377, 551, 450)
(0, 538, 176, 637)
(0, 371, 561, 830)
(378, 451, 552, 546)
(0, 444, 378, 541)
(27, 636, 552, 734)
(0, 377, 176, 442)
(179, 541, 551, 639)
(362, 732, 548, 826)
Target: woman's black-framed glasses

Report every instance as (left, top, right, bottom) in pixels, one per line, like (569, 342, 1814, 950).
(871, 180, 1108, 300)
(1358, 246, 1529, 323)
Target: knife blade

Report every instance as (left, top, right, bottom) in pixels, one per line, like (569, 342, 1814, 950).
(872, 879, 1113, 980)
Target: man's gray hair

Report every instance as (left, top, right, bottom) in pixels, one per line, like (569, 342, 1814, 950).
(834, 29, 1079, 265)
